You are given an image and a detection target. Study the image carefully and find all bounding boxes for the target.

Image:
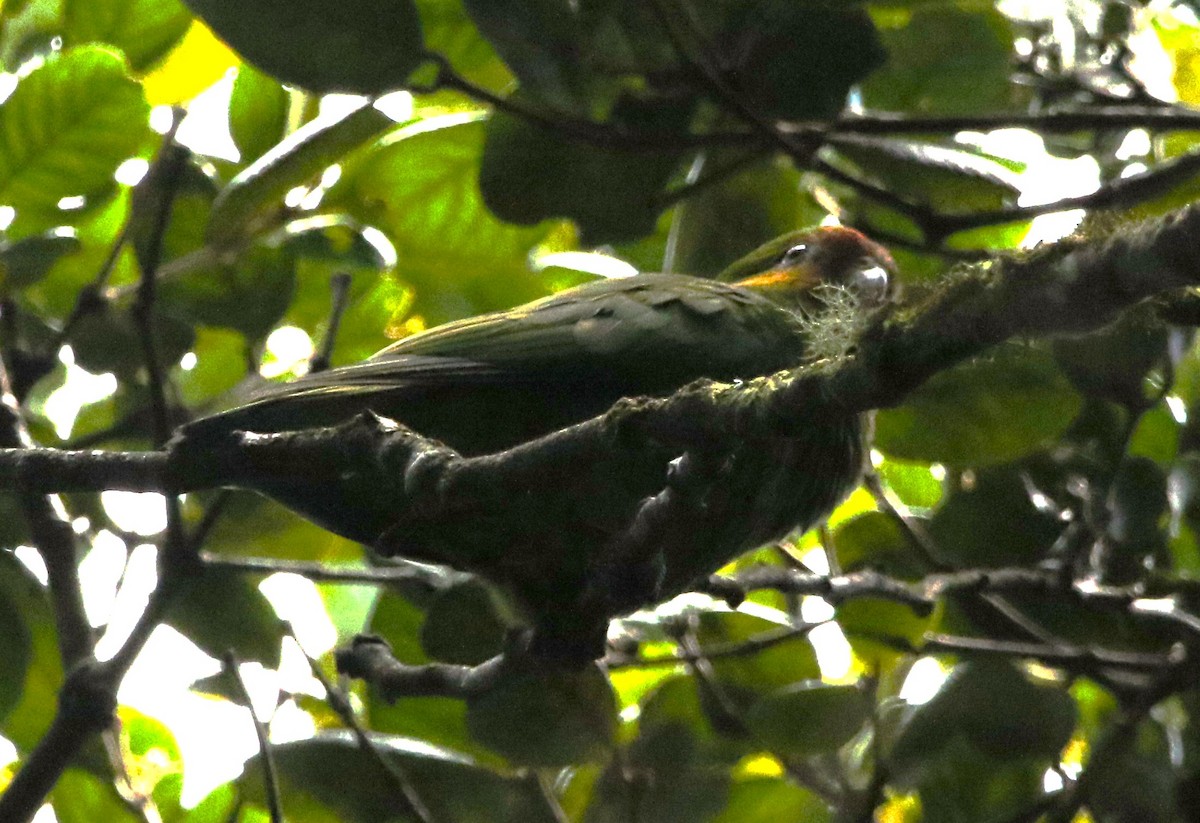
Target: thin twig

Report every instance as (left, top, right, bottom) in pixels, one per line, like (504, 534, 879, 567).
(647, 0, 823, 166)
(49, 222, 132, 354)
(419, 52, 713, 152)
(532, 773, 570, 823)
(653, 147, 772, 209)
(291, 629, 436, 823)
(202, 553, 461, 592)
(222, 651, 283, 823)
(131, 110, 188, 447)
(604, 622, 822, 669)
(309, 272, 353, 374)
(672, 619, 847, 805)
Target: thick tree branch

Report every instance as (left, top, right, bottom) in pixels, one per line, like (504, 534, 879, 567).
(3, 204, 1200, 515)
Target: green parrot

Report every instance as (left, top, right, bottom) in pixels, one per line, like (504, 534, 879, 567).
(180, 226, 894, 658)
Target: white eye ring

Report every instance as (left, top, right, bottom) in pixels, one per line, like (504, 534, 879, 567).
(780, 244, 808, 265)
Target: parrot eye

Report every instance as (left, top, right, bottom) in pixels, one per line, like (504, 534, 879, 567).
(780, 243, 809, 266)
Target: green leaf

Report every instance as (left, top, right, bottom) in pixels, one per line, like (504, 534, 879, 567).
(420, 578, 514, 665)
(0, 0, 34, 23)
(207, 100, 396, 247)
(862, 4, 1018, 115)
(182, 0, 425, 93)
(180, 783, 237, 823)
(0, 231, 83, 291)
(0, 0, 63, 72)
(467, 664, 618, 766)
(195, 492, 362, 565)
(23, 187, 134, 318)
(158, 238, 295, 340)
(63, 0, 192, 71)
(837, 596, 935, 668)
(832, 510, 918, 575)
(166, 566, 282, 666)
(910, 735, 1049, 823)
(1130, 404, 1180, 467)
(462, 0, 592, 112)
(242, 731, 561, 822)
(0, 45, 149, 234)
(1085, 740, 1178, 823)
(70, 302, 195, 379)
(1053, 306, 1169, 407)
(878, 458, 944, 510)
(479, 98, 691, 244)
(228, 63, 290, 165)
(927, 464, 1064, 568)
(51, 769, 142, 823)
(747, 682, 870, 757)
(120, 706, 184, 819)
(637, 675, 725, 751)
(132, 150, 217, 268)
(175, 326, 246, 407)
(415, 0, 511, 92)
(705, 3, 885, 120)
(585, 676, 734, 823)
(0, 550, 63, 752)
(325, 113, 557, 323)
(281, 220, 400, 365)
(366, 589, 504, 765)
(825, 136, 1021, 214)
(693, 611, 821, 707)
(876, 346, 1082, 466)
(462, 1, 883, 120)
(711, 778, 831, 823)
(670, 155, 825, 277)
(890, 660, 1076, 783)
(0, 553, 32, 726)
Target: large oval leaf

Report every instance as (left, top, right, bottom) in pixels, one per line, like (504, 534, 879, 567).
(0, 232, 83, 291)
(479, 97, 691, 244)
(862, 4, 1017, 115)
(207, 100, 396, 247)
(242, 731, 561, 822)
(928, 464, 1063, 569)
(747, 682, 870, 757)
(324, 113, 557, 323)
(876, 346, 1082, 466)
(0, 552, 33, 728)
(467, 664, 618, 766)
(166, 565, 282, 667)
(420, 578, 512, 665)
(182, 0, 424, 93)
(63, 0, 192, 71)
(825, 135, 1021, 214)
(227, 63, 289, 164)
(0, 45, 149, 235)
(889, 660, 1076, 784)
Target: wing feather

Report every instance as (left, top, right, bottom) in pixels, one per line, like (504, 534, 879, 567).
(184, 273, 806, 450)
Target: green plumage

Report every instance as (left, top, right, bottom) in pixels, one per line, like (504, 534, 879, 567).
(185, 274, 810, 454)
(180, 227, 893, 657)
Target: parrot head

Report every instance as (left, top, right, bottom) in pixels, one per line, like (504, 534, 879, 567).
(720, 225, 895, 312)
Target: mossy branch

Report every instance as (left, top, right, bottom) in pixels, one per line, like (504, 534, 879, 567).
(1, 204, 1199, 509)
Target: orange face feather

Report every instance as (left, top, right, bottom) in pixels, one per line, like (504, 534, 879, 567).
(731, 226, 895, 308)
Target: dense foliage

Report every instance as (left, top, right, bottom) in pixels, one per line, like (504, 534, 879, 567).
(2, 0, 1200, 821)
